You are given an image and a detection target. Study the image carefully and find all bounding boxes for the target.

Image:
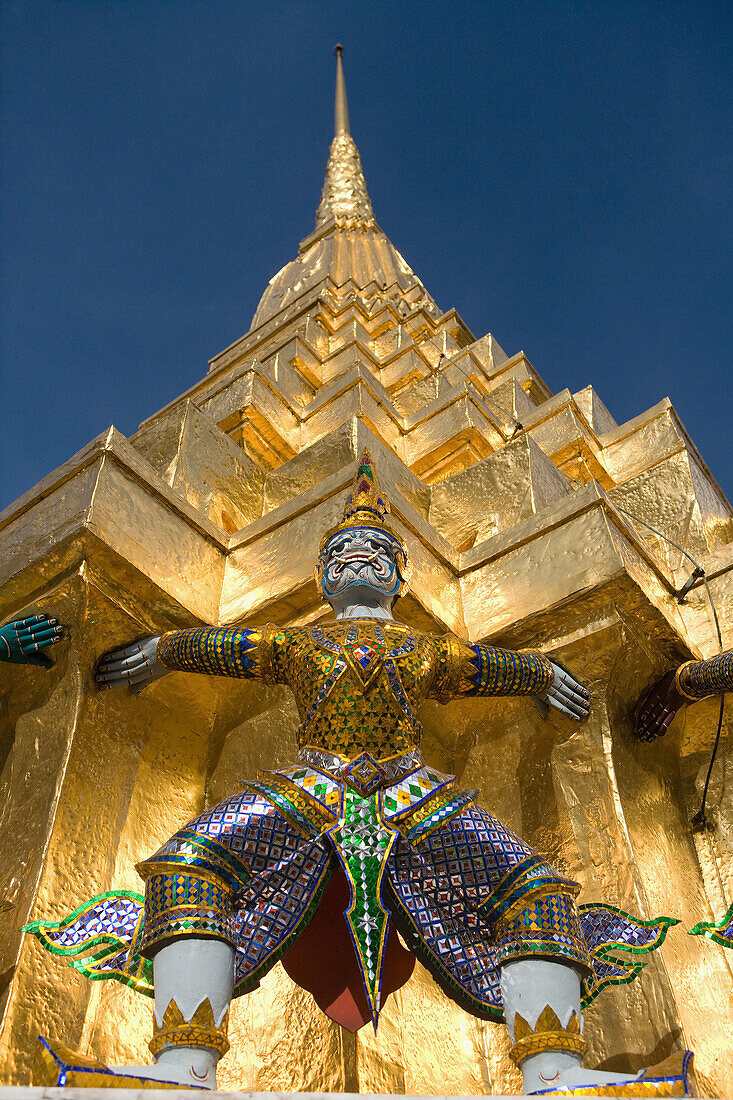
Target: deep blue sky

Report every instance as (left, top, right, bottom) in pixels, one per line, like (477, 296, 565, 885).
(2, 1, 731, 511)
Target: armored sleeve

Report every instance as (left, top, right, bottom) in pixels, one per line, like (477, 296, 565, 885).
(676, 651, 733, 700)
(157, 624, 289, 683)
(429, 633, 554, 702)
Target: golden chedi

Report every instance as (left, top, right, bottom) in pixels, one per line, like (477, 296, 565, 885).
(1, 45, 732, 1098)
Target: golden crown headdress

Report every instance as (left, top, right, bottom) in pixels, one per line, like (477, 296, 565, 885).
(316, 450, 409, 589)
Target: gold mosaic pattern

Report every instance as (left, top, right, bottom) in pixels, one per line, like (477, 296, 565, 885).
(33, 1038, 195, 1090)
(139, 871, 234, 956)
(266, 763, 342, 813)
(495, 890, 593, 972)
(251, 773, 339, 833)
(379, 764, 455, 819)
(157, 626, 268, 679)
(399, 784, 474, 838)
(676, 652, 733, 699)
(509, 1005, 586, 1066)
(149, 997, 230, 1059)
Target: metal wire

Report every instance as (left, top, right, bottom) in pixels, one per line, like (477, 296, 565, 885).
(562, 467, 725, 827)
(605, 502, 725, 828)
(691, 696, 725, 831)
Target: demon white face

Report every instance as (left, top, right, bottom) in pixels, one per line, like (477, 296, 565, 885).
(320, 527, 403, 610)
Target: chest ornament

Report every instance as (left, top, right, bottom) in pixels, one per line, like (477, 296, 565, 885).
(311, 623, 416, 693)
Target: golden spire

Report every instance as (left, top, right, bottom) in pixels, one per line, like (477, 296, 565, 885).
(334, 44, 350, 135)
(251, 47, 439, 327)
(315, 45, 376, 228)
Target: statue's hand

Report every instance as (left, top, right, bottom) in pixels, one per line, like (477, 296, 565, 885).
(634, 670, 684, 741)
(0, 614, 65, 668)
(539, 662, 590, 721)
(94, 635, 168, 691)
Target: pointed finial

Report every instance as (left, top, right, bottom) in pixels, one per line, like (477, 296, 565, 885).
(314, 46, 375, 228)
(343, 450, 390, 524)
(334, 43, 350, 135)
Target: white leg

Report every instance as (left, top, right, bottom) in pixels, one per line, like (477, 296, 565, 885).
(500, 959, 643, 1094)
(116, 938, 235, 1090)
(153, 937, 234, 1026)
(501, 956, 582, 1038)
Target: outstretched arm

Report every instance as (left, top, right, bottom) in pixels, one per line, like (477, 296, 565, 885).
(435, 637, 589, 721)
(635, 651, 733, 741)
(0, 614, 65, 668)
(95, 626, 282, 691)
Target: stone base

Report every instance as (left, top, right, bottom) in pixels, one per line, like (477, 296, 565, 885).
(0, 1092, 719, 1100)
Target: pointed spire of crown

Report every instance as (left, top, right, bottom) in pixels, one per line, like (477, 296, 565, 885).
(343, 449, 390, 526)
(315, 46, 376, 229)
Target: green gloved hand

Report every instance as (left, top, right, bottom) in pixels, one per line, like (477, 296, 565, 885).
(0, 614, 65, 668)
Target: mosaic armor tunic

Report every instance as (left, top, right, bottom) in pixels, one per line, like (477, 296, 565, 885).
(154, 619, 554, 757)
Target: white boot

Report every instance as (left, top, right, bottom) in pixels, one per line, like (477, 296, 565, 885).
(115, 937, 235, 1089)
(500, 959, 647, 1094)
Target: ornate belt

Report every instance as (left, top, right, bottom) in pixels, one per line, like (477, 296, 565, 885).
(297, 745, 424, 796)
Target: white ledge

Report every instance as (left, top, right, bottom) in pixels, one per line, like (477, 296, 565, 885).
(0, 1092, 599, 1100)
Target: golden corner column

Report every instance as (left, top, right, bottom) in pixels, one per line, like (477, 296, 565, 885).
(1, 45, 732, 1098)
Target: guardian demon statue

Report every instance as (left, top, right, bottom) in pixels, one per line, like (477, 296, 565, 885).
(6, 453, 694, 1094)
